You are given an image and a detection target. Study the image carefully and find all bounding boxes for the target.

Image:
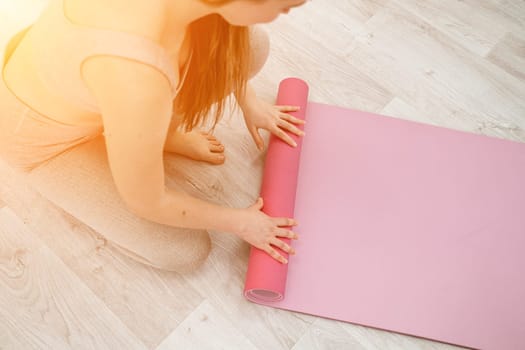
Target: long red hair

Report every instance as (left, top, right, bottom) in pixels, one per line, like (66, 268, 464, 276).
(174, 1, 255, 131)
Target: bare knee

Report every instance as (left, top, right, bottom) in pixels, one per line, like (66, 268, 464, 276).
(146, 230, 212, 274)
(248, 25, 270, 79)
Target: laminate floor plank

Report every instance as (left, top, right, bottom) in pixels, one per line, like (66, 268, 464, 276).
(155, 300, 259, 350)
(0, 161, 206, 349)
(487, 32, 525, 83)
(0, 207, 147, 350)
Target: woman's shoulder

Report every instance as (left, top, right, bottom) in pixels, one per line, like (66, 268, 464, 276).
(64, 0, 168, 43)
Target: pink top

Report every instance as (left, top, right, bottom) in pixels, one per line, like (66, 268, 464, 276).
(26, 0, 192, 114)
(0, 0, 192, 170)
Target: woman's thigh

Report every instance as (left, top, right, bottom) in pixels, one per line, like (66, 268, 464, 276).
(247, 25, 270, 79)
(26, 136, 211, 273)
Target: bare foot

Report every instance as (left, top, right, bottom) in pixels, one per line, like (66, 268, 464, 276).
(165, 129, 225, 165)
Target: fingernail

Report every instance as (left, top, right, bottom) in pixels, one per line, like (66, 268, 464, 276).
(293, 141, 298, 147)
(283, 259, 288, 264)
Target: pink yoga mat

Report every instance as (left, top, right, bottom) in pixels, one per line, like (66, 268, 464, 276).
(244, 78, 525, 350)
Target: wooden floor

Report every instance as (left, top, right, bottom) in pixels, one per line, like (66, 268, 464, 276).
(1, 0, 524, 349)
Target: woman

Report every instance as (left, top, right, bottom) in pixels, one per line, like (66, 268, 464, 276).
(0, 0, 308, 271)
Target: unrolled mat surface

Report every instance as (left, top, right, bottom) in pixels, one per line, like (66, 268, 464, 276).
(244, 78, 525, 350)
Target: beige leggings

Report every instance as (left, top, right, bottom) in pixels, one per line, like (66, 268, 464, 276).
(0, 26, 269, 273)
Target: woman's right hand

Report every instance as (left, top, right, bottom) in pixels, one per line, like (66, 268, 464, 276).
(235, 197, 299, 264)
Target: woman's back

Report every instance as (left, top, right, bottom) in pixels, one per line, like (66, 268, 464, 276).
(3, 0, 190, 127)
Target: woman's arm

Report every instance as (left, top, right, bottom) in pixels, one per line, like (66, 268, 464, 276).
(237, 81, 258, 111)
(82, 56, 240, 232)
(82, 57, 297, 263)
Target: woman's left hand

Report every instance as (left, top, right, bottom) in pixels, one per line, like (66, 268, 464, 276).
(241, 97, 305, 151)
